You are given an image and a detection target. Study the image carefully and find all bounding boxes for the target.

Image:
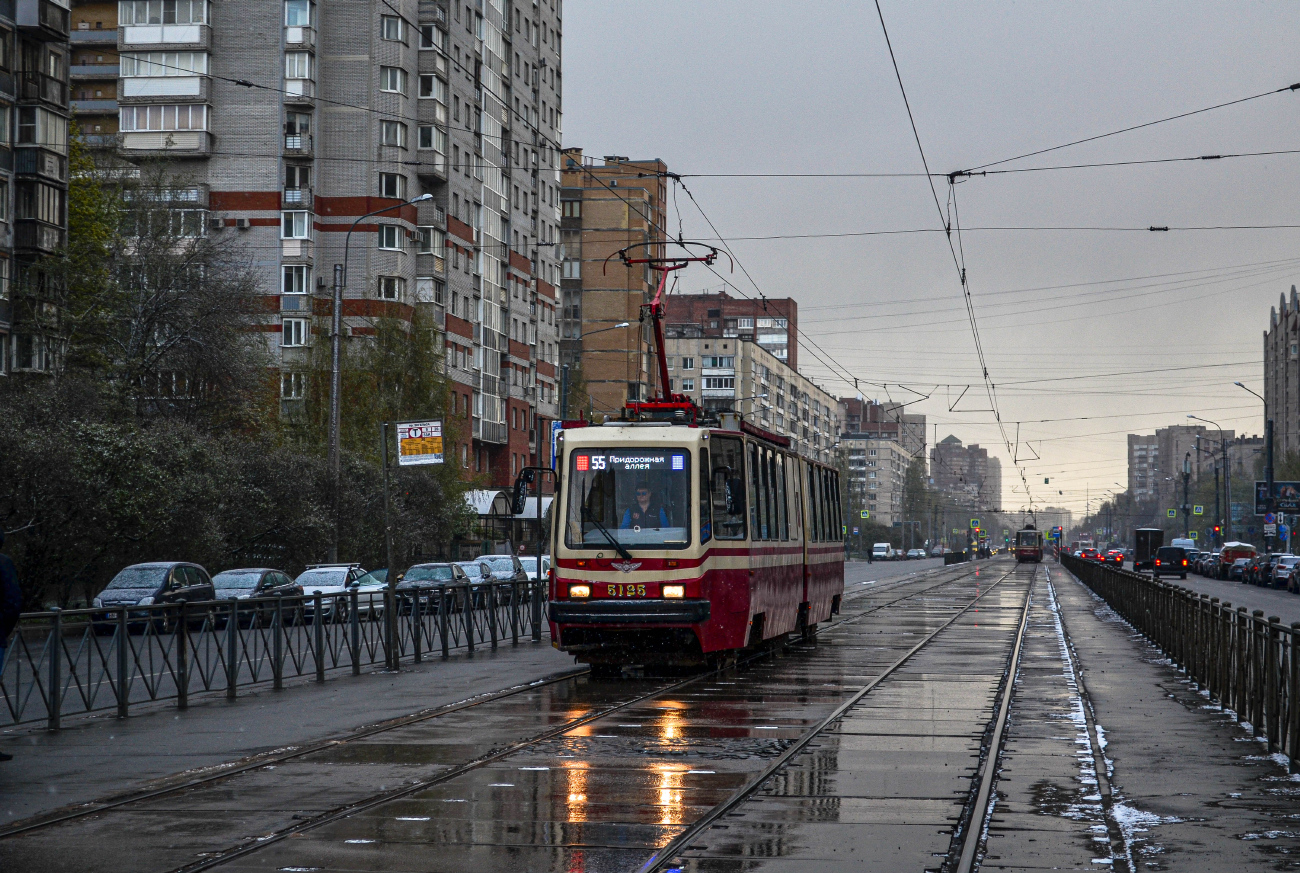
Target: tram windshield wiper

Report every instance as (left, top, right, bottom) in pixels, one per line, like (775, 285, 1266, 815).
(581, 504, 633, 561)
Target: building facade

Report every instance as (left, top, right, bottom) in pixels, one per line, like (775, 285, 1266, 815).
(99, 0, 562, 488)
(1265, 285, 1300, 458)
(69, 0, 115, 142)
(931, 435, 1002, 511)
(838, 397, 925, 461)
(663, 287, 797, 368)
(1, 0, 73, 377)
(557, 149, 665, 417)
(1127, 433, 1159, 502)
(663, 325, 837, 464)
(840, 431, 909, 528)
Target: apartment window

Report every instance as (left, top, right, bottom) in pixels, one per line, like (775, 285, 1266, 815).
(119, 104, 205, 135)
(380, 14, 404, 41)
(0, 179, 8, 222)
(418, 74, 445, 101)
(561, 199, 580, 218)
(11, 334, 51, 372)
(378, 172, 406, 200)
(417, 125, 447, 152)
(379, 66, 407, 93)
(120, 51, 208, 76)
(419, 25, 445, 49)
(281, 210, 310, 239)
(703, 377, 734, 390)
(681, 357, 694, 370)
(119, 0, 208, 25)
(281, 371, 306, 399)
(736, 316, 753, 329)
(281, 318, 309, 347)
(377, 224, 403, 250)
(379, 120, 406, 147)
(702, 356, 734, 368)
(285, 51, 311, 79)
(681, 378, 694, 391)
(15, 182, 63, 225)
(284, 0, 310, 26)
(17, 107, 68, 154)
(415, 226, 443, 254)
(283, 164, 310, 196)
(377, 275, 405, 300)
(282, 264, 309, 294)
(561, 259, 579, 279)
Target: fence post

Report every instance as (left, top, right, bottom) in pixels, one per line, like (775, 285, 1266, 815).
(488, 585, 498, 650)
(1267, 617, 1281, 751)
(1289, 623, 1299, 773)
(273, 596, 284, 691)
(176, 602, 189, 711)
(440, 587, 450, 660)
(412, 587, 422, 664)
(47, 608, 61, 731)
(465, 584, 474, 655)
(314, 593, 325, 683)
(531, 578, 543, 643)
(117, 606, 129, 718)
(1252, 610, 1267, 733)
(226, 599, 239, 700)
(350, 591, 361, 676)
(384, 587, 398, 671)
(510, 582, 519, 646)
(1237, 607, 1249, 719)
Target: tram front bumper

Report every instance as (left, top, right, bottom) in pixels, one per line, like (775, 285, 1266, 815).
(549, 598, 711, 625)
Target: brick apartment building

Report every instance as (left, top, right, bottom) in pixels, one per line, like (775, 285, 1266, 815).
(1265, 285, 1300, 458)
(663, 287, 798, 369)
(75, 0, 564, 489)
(557, 149, 665, 417)
(931, 436, 1002, 512)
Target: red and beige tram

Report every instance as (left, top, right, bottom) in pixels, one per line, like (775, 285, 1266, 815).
(1015, 526, 1044, 563)
(547, 410, 845, 672)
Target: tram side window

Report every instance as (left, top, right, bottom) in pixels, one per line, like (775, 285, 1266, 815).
(709, 436, 746, 540)
(748, 443, 762, 540)
(699, 448, 712, 544)
(790, 457, 802, 540)
(761, 448, 774, 541)
(830, 470, 842, 539)
(820, 468, 833, 541)
(807, 461, 820, 543)
(775, 453, 788, 541)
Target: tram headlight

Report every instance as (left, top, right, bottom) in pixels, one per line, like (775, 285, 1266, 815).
(662, 585, 684, 599)
(569, 584, 591, 598)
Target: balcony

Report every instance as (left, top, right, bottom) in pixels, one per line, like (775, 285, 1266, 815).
(120, 76, 210, 101)
(283, 133, 313, 156)
(14, 219, 65, 254)
(280, 294, 311, 313)
(18, 0, 69, 40)
(120, 130, 212, 156)
(284, 25, 315, 47)
(15, 146, 66, 182)
(71, 27, 118, 46)
(120, 23, 211, 49)
(281, 238, 314, 260)
(281, 187, 312, 208)
(70, 64, 119, 80)
(69, 98, 116, 115)
(479, 419, 508, 445)
(283, 78, 314, 104)
(415, 151, 447, 180)
(19, 71, 67, 107)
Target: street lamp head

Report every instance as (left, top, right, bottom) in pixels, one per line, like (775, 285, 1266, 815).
(1234, 381, 1245, 388)
(411, 193, 434, 202)
(614, 321, 630, 328)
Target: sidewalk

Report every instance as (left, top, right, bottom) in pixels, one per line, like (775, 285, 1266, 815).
(0, 636, 576, 827)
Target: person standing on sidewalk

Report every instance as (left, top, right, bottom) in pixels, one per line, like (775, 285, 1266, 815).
(0, 530, 21, 762)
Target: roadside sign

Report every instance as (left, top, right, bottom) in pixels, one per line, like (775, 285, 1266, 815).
(953, 528, 960, 534)
(1166, 509, 1176, 518)
(852, 527, 859, 535)
(396, 420, 444, 466)
(1265, 512, 1277, 525)
(860, 510, 869, 519)
(1257, 481, 1300, 514)
(1193, 505, 1204, 516)
(1189, 531, 1199, 540)
(970, 518, 980, 529)
(1266, 523, 1278, 536)
(1281, 524, 1291, 538)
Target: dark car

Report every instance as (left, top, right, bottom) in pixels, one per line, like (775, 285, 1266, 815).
(1103, 549, 1125, 566)
(92, 562, 216, 632)
(1152, 546, 1189, 580)
(211, 568, 302, 625)
(1080, 548, 1101, 562)
(1229, 558, 1250, 581)
(395, 562, 471, 613)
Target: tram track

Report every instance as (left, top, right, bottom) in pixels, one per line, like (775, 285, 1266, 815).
(0, 559, 977, 859)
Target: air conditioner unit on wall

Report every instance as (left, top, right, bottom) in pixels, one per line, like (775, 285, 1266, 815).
(235, 218, 251, 229)
(207, 217, 224, 232)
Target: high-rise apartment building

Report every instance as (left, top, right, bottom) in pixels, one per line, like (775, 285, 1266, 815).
(931, 436, 1002, 511)
(104, 0, 561, 487)
(558, 150, 665, 417)
(838, 398, 925, 461)
(69, 0, 116, 142)
(664, 288, 798, 369)
(1127, 434, 1158, 501)
(1264, 285, 1300, 457)
(1, 0, 73, 376)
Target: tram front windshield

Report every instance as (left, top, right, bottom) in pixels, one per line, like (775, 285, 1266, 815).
(566, 448, 691, 549)
(1016, 530, 1039, 548)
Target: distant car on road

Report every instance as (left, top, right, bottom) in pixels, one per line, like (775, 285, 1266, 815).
(1081, 548, 1101, 562)
(518, 555, 551, 580)
(295, 564, 381, 621)
(93, 562, 216, 633)
(1270, 555, 1300, 589)
(1103, 549, 1124, 566)
(1229, 558, 1250, 581)
(1152, 546, 1189, 579)
(395, 562, 470, 613)
(211, 568, 302, 625)
(906, 548, 926, 560)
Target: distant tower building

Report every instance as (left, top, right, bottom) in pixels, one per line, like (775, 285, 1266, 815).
(931, 435, 1001, 511)
(1265, 285, 1300, 457)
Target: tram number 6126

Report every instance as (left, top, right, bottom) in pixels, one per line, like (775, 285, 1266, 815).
(606, 583, 646, 598)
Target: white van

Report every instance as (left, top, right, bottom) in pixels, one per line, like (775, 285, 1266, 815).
(1170, 537, 1196, 551)
(872, 542, 892, 560)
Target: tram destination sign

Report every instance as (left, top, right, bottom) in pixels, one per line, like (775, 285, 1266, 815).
(1256, 481, 1300, 514)
(396, 420, 444, 466)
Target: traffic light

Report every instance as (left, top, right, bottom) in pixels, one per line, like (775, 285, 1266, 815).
(1213, 524, 1222, 536)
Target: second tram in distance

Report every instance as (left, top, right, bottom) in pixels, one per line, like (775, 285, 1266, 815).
(547, 413, 845, 673)
(1015, 526, 1045, 563)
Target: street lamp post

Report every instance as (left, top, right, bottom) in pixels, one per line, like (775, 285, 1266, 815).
(1182, 452, 1191, 539)
(328, 193, 433, 562)
(1236, 381, 1274, 550)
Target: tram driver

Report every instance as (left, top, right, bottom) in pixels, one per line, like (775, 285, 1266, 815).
(621, 480, 670, 530)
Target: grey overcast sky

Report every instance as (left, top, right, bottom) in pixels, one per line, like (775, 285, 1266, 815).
(562, 1, 1300, 518)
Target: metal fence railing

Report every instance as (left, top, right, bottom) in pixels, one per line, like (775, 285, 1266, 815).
(0, 581, 546, 729)
(1063, 555, 1299, 770)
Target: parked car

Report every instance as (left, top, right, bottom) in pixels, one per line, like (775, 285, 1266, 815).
(211, 568, 302, 626)
(395, 562, 471, 613)
(1081, 548, 1101, 562)
(906, 548, 926, 559)
(1271, 555, 1300, 589)
(1218, 542, 1258, 579)
(454, 560, 498, 607)
(930, 546, 945, 557)
(517, 555, 551, 580)
(295, 564, 378, 621)
(1229, 557, 1250, 581)
(1152, 546, 1189, 579)
(93, 562, 216, 633)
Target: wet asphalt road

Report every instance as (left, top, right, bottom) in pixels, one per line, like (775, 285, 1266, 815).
(6, 556, 1297, 872)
